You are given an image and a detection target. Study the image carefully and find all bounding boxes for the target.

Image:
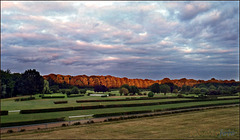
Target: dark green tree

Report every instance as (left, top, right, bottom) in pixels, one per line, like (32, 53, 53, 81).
(160, 84, 170, 95)
(129, 86, 139, 95)
(120, 84, 131, 92)
(71, 86, 79, 94)
(21, 69, 44, 97)
(150, 83, 160, 93)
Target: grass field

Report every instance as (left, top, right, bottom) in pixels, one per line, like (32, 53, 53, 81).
(1, 106, 239, 139)
(1, 99, 239, 123)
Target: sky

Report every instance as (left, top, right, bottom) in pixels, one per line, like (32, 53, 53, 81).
(1, 1, 239, 81)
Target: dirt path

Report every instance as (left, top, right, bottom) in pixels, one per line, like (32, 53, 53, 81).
(1, 104, 239, 133)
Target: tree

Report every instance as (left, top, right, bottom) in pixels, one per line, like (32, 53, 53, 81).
(79, 89, 87, 94)
(119, 88, 129, 96)
(148, 91, 154, 97)
(129, 86, 139, 95)
(120, 84, 131, 92)
(160, 84, 170, 95)
(42, 80, 50, 94)
(173, 89, 178, 93)
(94, 85, 109, 92)
(21, 69, 44, 97)
(50, 85, 59, 93)
(150, 83, 160, 93)
(71, 86, 79, 94)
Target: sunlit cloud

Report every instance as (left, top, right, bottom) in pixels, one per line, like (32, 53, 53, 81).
(1, 1, 239, 80)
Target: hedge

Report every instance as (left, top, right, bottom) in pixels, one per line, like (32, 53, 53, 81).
(42, 95, 65, 99)
(0, 111, 8, 116)
(1, 117, 65, 127)
(67, 94, 84, 98)
(76, 96, 180, 103)
(54, 101, 68, 104)
(15, 97, 36, 102)
(93, 102, 239, 118)
(20, 97, 239, 114)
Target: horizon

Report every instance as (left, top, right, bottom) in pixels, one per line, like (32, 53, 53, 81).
(1, 1, 239, 81)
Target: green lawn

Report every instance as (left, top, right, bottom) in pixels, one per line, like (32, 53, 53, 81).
(1, 107, 239, 139)
(1, 99, 239, 124)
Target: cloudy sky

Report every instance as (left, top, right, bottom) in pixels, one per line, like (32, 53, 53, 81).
(1, 1, 239, 80)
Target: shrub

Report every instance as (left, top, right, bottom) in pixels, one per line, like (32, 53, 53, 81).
(143, 93, 147, 95)
(138, 93, 142, 95)
(79, 89, 87, 94)
(0, 111, 8, 116)
(60, 89, 66, 94)
(62, 124, 67, 127)
(67, 94, 84, 97)
(177, 94, 184, 98)
(20, 129, 26, 132)
(73, 122, 81, 125)
(7, 130, 13, 133)
(148, 92, 154, 97)
(109, 93, 116, 96)
(71, 87, 79, 94)
(101, 95, 108, 97)
(15, 97, 36, 101)
(42, 95, 65, 98)
(54, 101, 68, 104)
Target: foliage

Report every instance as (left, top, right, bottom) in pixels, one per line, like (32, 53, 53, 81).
(71, 86, 79, 94)
(129, 86, 140, 94)
(50, 85, 60, 93)
(43, 80, 50, 94)
(94, 85, 109, 92)
(173, 89, 178, 93)
(79, 89, 87, 94)
(120, 84, 131, 92)
(148, 92, 154, 97)
(119, 87, 129, 96)
(160, 84, 171, 95)
(150, 83, 160, 93)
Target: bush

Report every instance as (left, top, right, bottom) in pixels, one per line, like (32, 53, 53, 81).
(177, 94, 184, 98)
(143, 93, 147, 95)
(42, 95, 65, 98)
(148, 92, 154, 97)
(101, 95, 108, 97)
(73, 122, 81, 125)
(15, 97, 35, 101)
(1, 117, 65, 127)
(0, 111, 8, 116)
(108, 93, 116, 96)
(71, 87, 79, 94)
(79, 89, 87, 94)
(7, 130, 13, 133)
(20, 129, 26, 132)
(54, 101, 68, 104)
(62, 124, 67, 127)
(67, 94, 84, 98)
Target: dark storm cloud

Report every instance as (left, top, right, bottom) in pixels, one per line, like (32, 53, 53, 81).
(1, 1, 239, 80)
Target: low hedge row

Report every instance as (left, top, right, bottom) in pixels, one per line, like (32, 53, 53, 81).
(0, 111, 8, 116)
(76, 96, 180, 103)
(15, 97, 35, 102)
(93, 102, 239, 118)
(93, 110, 153, 118)
(1, 117, 65, 127)
(20, 97, 239, 114)
(67, 94, 84, 98)
(42, 96, 65, 99)
(54, 101, 68, 104)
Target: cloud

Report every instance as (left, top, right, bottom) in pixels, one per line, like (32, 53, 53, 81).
(1, 1, 239, 80)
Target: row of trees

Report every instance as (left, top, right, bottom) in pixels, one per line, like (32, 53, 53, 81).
(119, 84, 140, 96)
(148, 82, 240, 96)
(1, 69, 44, 98)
